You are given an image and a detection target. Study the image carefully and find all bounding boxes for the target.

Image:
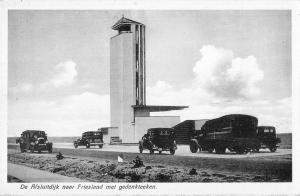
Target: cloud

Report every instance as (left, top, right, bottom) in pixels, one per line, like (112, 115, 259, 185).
(147, 45, 290, 133)
(193, 45, 264, 99)
(9, 83, 33, 93)
(148, 81, 291, 133)
(49, 60, 78, 87)
(8, 92, 109, 136)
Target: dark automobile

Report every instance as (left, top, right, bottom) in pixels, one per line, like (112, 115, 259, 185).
(257, 126, 281, 152)
(138, 128, 177, 155)
(16, 130, 53, 153)
(190, 114, 260, 154)
(74, 131, 104, 149)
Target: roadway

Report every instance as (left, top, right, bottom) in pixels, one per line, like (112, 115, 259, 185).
(52, 143, 291, 159)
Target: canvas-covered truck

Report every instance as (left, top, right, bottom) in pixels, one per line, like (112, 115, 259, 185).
(189, 114, 262, 154)
(74, 131, 104, 148)
(256, 126, 281, 152)
(16, 130, 53, 153)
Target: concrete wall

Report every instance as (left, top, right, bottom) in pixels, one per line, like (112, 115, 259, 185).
(135, 116, 180, 142)
(107, 127, 119, 140)
(110, 32, 136, 143)
(277, 133, 292, 149)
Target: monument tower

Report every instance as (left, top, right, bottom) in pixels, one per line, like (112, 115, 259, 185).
(110, 17, 187, 143)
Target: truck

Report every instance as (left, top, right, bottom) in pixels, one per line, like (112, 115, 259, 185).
(189, 114, 280, 154)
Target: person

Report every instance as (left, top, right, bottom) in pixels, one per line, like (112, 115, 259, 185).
(132, 155, 144, 168)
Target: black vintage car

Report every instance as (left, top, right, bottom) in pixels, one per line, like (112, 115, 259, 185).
(16, 130, 53, 153)
(74, 131, 104, 149)
(257, 126, 281, 152)
(138, 128, 177, 155)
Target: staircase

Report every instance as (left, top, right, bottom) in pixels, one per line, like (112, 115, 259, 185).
(172, 120, 195, 144)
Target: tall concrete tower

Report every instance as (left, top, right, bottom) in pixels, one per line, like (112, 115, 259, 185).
(110, 17, 187, 143)
(110, 17, 145, 143)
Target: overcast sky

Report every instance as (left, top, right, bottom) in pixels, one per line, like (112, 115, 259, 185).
(8, 10, 291, 136)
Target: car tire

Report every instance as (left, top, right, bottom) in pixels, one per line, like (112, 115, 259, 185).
(30, 146, 34, 153)
(20, 144, 25, 153)
(208, 147, 214, 153)
(215, 146, 226, 154)
(139, 144, 143, 153)
(269, 146, 277, 152)
(159, 150, 162, 154)
(170, 148, 175, 155)
(74, 144, 78, 149)
(86, 143, 90, 148)
(235, 147, 245, 154)
(189, 141, 198, 153)
(149, 149, 154, 154)
(98, 144, 103, 149)
(48, 147, 52, 153)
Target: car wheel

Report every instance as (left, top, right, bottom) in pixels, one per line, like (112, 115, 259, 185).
(48, 147, 52, 153)
(86, 143, 90, 148)
(20, 144, 25, 153)
(189, 141, 198, 153)
(235, 147, 245, 154)
(139, 145, 143, 153)
(74, 144, 78, 149)
(170, 148, 175, 155)
(149, 149, 154, 154)
(98, 144, 103, 149)
(215, 146, 226, 154)
(269, 146, 277, 152)
(30, 146, 34, 153)
(208, 147, 214, 153)
(253, 147, 260, 153)
(159, 150, 162, 154)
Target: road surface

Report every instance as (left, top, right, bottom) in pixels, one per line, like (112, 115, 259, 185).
(52, 143, 291, 159)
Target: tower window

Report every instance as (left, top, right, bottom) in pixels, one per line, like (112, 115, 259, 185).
(118, 25, 131, 34)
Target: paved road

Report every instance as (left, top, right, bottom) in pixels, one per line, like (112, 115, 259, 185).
(8, 143, 291, 159)
(8, 163, 84, 182)
(52, 143, 291, 159)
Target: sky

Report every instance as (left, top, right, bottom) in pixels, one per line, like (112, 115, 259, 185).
(8, 10, 291, 136)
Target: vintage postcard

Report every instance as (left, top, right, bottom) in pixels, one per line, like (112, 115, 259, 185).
(0, 0, 299, 195)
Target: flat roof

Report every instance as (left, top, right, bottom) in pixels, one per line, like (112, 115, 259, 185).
(132, 105, 188, 112)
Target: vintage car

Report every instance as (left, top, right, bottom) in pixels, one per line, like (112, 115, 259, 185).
(138, 128, 177, 155)
(16, 130, 53, 153)
(74, 131, 104, 148)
